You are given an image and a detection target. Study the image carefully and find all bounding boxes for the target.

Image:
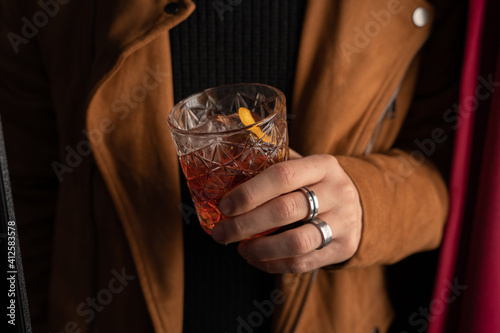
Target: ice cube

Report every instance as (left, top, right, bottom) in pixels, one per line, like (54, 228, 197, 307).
(191, 114, 244, 133)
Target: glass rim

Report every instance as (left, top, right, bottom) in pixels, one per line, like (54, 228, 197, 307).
(167, 83, 286, 137)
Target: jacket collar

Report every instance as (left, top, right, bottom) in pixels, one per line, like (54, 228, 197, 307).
(90, 0, 195, 89)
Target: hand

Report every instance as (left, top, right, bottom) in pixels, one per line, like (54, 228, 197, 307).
(210, 150, 363, 274)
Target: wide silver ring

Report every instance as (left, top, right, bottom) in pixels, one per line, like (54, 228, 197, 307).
(299, 187, 319, 221)
(306, 218, 333, 250)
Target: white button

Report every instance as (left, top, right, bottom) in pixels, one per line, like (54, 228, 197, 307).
(412, 7, 429, 27)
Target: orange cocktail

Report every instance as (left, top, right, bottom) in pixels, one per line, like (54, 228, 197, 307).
(168, 84, 288, 237)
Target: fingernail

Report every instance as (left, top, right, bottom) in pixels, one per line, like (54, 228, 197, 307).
(219, 197, 234, 215)
(211, 225, 225, 243)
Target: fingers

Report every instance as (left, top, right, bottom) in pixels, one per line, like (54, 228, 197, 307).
(241, 224, 357, 274)
(208, 153, 363, 274)
(218, 154, 331, 217)
(237, 223, 323, 261)
(212, 182, 336, 244)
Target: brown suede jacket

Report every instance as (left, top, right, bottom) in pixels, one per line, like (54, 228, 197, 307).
(0, 0, 464, 332)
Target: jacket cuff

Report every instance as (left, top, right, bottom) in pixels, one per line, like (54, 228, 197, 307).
(329, 150, 448, 270)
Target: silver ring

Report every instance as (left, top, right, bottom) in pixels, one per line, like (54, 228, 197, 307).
(299, 187, 319, 221)
(306, 218, 333, 250)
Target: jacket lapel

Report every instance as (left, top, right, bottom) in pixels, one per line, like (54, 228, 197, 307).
(86, 1, 195, 332)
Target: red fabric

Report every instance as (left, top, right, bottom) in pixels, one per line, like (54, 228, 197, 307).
(428, 0, 500, 331)
(427, 0, 486, 330)
(458, 48, 500, 332)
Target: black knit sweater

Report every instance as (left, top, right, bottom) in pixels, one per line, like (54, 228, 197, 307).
(170, 2, 305, 332)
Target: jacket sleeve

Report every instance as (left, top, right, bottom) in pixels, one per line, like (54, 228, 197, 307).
(335, 0, 464, 268)
(0, 1, 59, 330)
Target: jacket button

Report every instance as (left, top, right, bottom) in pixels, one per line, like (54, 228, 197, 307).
(164, 2, 180, 14)
(412, 7, 429, 27)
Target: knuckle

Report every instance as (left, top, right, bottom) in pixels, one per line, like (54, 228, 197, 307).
(328, 154, 340, 167)
(342, 182, 358, 202)
(288, 230, 313, 255)
(235, 184, 257, 209)
(341, 184, 362, 227)
(229, 215, 247, 237)
(287, 258, 310, 274)
(344, 210, 358, 229)
(272, 163, 296, 188)
(320, 154, 339, 168)
(274, 196, 300, 221)
(342, 236, 359, 259)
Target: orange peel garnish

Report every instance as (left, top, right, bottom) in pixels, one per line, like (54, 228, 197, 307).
(238, 107, 272, 143)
